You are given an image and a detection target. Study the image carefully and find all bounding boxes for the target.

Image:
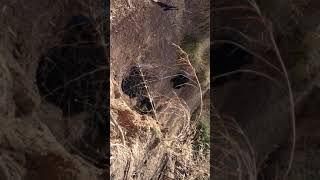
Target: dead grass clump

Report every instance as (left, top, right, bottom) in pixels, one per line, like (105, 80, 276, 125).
(170, 44, 209, 178)
(110, 0, 135, 27)
(181, 35, 210, 89)
(212, 1, 298, 179)
(110, 98, 152, 142)
(110, 43, 209, 178)
(212, 112, 258, 180)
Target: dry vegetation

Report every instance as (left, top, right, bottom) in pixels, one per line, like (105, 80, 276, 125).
(109, 0, 211, 179)
(0, 0, 110, 179)
(212, 0, 320, 179)
(110, 44, 210, 179)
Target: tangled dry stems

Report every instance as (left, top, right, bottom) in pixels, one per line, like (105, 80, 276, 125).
(213, 1, 297, 179)
(110, 42, 209, 178)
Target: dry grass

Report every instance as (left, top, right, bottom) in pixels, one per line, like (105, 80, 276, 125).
(181, 35, 210, 89)
(0, 0, 210, 178)
(0, 1, 112, 179)
(110, 42, 210, 178)
(212, 1, 299, 179)
(213, 114, 258, 180)
(1, 0, 110, 159)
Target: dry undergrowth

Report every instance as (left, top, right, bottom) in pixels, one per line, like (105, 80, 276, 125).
(110, 44, 209, 178)
(211, 1, 314, 179)
(0, 1, 110, 179)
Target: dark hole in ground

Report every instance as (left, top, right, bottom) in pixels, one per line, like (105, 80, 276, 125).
(36, 15, 108, 168)
(37, 15, 105, 116)
(121, 66, 155, 116)
(170, 74, 189, 89)
(212, 42, 253, 86)
(135, 96, 154, 115)
(121, 65, 145, 98)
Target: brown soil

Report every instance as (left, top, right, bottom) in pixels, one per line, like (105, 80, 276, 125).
(0, 0, 108, 179)
(110, 0, 210, 179)
(212, 1, 320, 179)
(0, 0, 209, 179)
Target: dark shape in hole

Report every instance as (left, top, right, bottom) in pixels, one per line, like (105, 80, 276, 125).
(36, 15, 105, 116)
(36, 15, 107, 168)
(135, 96, 154, 115)
(121, 65, 146, 98)
(151, 1, 179, 11)
(63, 15, 98, 45)
(121, 66, 156, 116)
(212, 42, 253, 86)
(170, 74, 189, 89)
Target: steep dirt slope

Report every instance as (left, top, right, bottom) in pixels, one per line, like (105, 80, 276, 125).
(110, 0, 209, 179)
(212, 1, 320, 179)
(0, 1, 109, 179)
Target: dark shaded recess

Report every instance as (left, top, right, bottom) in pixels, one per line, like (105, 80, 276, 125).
(135, 96, 154, 115)
(36, 15, 108, 168)
(170, 74, 189, 89)
(121, 66, 155, 116)
(121, 65, 145, 98)
(153, 1, 179, 11)
(37, 15, 104, 115)
(212, 42, 253, 86)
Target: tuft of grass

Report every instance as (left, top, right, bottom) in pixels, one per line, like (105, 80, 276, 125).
(181, 34, 210, 89)
(194, 115, 210, 152)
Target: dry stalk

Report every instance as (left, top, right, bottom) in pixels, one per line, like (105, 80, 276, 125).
(171, 43, 203, 123)
(248, 2, 296, 179)
(110, 115, 126, 146)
